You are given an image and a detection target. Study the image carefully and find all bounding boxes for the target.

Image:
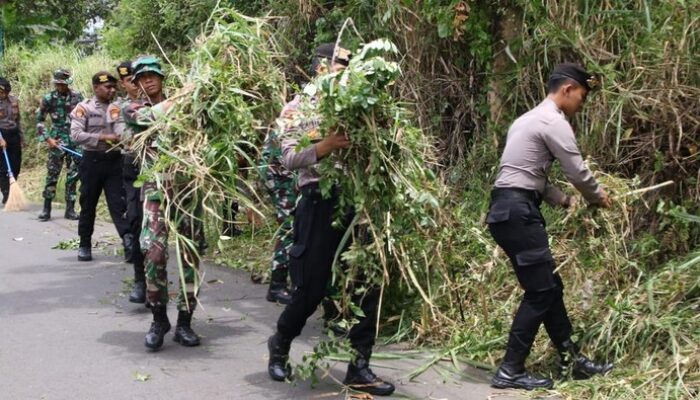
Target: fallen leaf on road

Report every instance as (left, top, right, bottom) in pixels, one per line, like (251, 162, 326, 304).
(52, 238, 80, 250)
(207, 279, 224, 284)
(222, 307, 231, 312)
(133, 372, 151, 382)
(13, 237, 23, 241)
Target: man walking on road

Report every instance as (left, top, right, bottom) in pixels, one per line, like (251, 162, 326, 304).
(487, 63, 614, 390)
(0, 77, 24, 205)
(70, 71, 131, 262)
(36, 69, 83, 221)
(266, 43, 395, 397)
(123, 55, 202, 351)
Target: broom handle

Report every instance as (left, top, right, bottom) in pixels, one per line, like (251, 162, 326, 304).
(0, 132, 15, 179)
(58, 144, 83, 158)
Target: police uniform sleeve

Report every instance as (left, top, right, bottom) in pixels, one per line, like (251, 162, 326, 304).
(107, 103, 125, 137)
(280, 138, 318, 171)
(70, 102, 100, 148)
(542, 119, 604, 204)
(36, 95, 50, 140)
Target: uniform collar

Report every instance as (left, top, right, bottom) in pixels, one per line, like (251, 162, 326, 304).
(541, 97, 565, 117)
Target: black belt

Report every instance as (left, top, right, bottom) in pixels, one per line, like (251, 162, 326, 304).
(491, 187, 542, 204)
(82, 150, 122, 161)
(300, 182, 339, 199)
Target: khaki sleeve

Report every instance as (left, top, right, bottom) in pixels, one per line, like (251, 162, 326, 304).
(70, 103, 100, 148)
(542, 119, 604, 204)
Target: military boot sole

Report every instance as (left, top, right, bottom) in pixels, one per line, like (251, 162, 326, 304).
(344, 382, 396, 397)
(491, 376, 553, 390)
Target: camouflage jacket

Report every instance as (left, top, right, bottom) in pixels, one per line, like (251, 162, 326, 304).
(36, 89, 83, 144)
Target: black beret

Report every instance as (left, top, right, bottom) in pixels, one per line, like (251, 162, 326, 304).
(116, 61, 133, 78)
(92, 71, 118, 85)
(0, 77, 11, 93)
(550, 63, 600, 91)
(314, 43, 351, 66)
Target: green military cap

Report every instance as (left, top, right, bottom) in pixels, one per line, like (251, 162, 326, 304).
(52, 69, 73, 85)
(131, 55, 165, 81)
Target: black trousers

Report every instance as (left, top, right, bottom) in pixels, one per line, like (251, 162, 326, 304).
(277, 184, 380, 349)
(78, 151, 130, 246)
(0, 128, 22, 203)
(123, 155, 145, 282)
(487, 188, 572, 362)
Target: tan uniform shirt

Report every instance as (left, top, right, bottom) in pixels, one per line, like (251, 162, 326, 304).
(494, 98, 604, 205)
(70, 97, 114, 152)
(279, 95, 323, 188)
(0, 95, 21, 131)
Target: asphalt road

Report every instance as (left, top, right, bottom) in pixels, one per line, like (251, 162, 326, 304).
(0, 205, 515, 400)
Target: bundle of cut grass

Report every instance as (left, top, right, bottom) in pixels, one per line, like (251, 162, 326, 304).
(283, 39, 444, 337)
(132, 7, 287, 233)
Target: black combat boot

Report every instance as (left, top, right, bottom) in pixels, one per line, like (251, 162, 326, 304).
(558, 340, 613, 380)
(64, 200, 79, 220)
(344, 347, 395, 396)
(129, 281, 146, 303)
(122, 233, 134, 263)
(267, 332, 292, 381)
(266, 268, 292, 304)
(145, 306, 171, 350)
(173, 310, 201, 346)
(77, 245, 92, 262)
(38, 199, 52, 221)
(491, 348, 553, 390)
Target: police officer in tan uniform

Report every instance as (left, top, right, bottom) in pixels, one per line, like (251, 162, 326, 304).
(70, 71, 131, 262)
(0, 77, 23, 205)
(488, 63, 613, 390)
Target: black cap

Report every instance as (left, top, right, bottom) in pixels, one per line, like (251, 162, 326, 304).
(550, 63, 600, 91)
(92, 71, 118, 85)
(0, 77, 11, 93)
(116, 61, 133, 79)
(314, 43, 351, 66)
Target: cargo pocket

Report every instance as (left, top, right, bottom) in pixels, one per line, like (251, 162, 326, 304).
(515, 246, 554, 266)
(486, 203, 511, 224)
(288, 244, 306, 287)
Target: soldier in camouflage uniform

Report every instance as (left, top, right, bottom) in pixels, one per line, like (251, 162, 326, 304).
(259, 109, 298, 305)
(123, 55, 202, 351)
(36, 69, 83, 221)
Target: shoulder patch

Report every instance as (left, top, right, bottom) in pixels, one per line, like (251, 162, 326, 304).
(109, 105, 121, 121)
(74, 104, 86, 119)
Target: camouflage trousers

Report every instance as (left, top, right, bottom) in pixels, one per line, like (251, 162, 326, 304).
(140, 181, 202, 311)
(263, 165, 298, 271)
(43, 148, 79, 202)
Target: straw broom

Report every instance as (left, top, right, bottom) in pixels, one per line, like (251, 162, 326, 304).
(0, 133, 28, 211)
